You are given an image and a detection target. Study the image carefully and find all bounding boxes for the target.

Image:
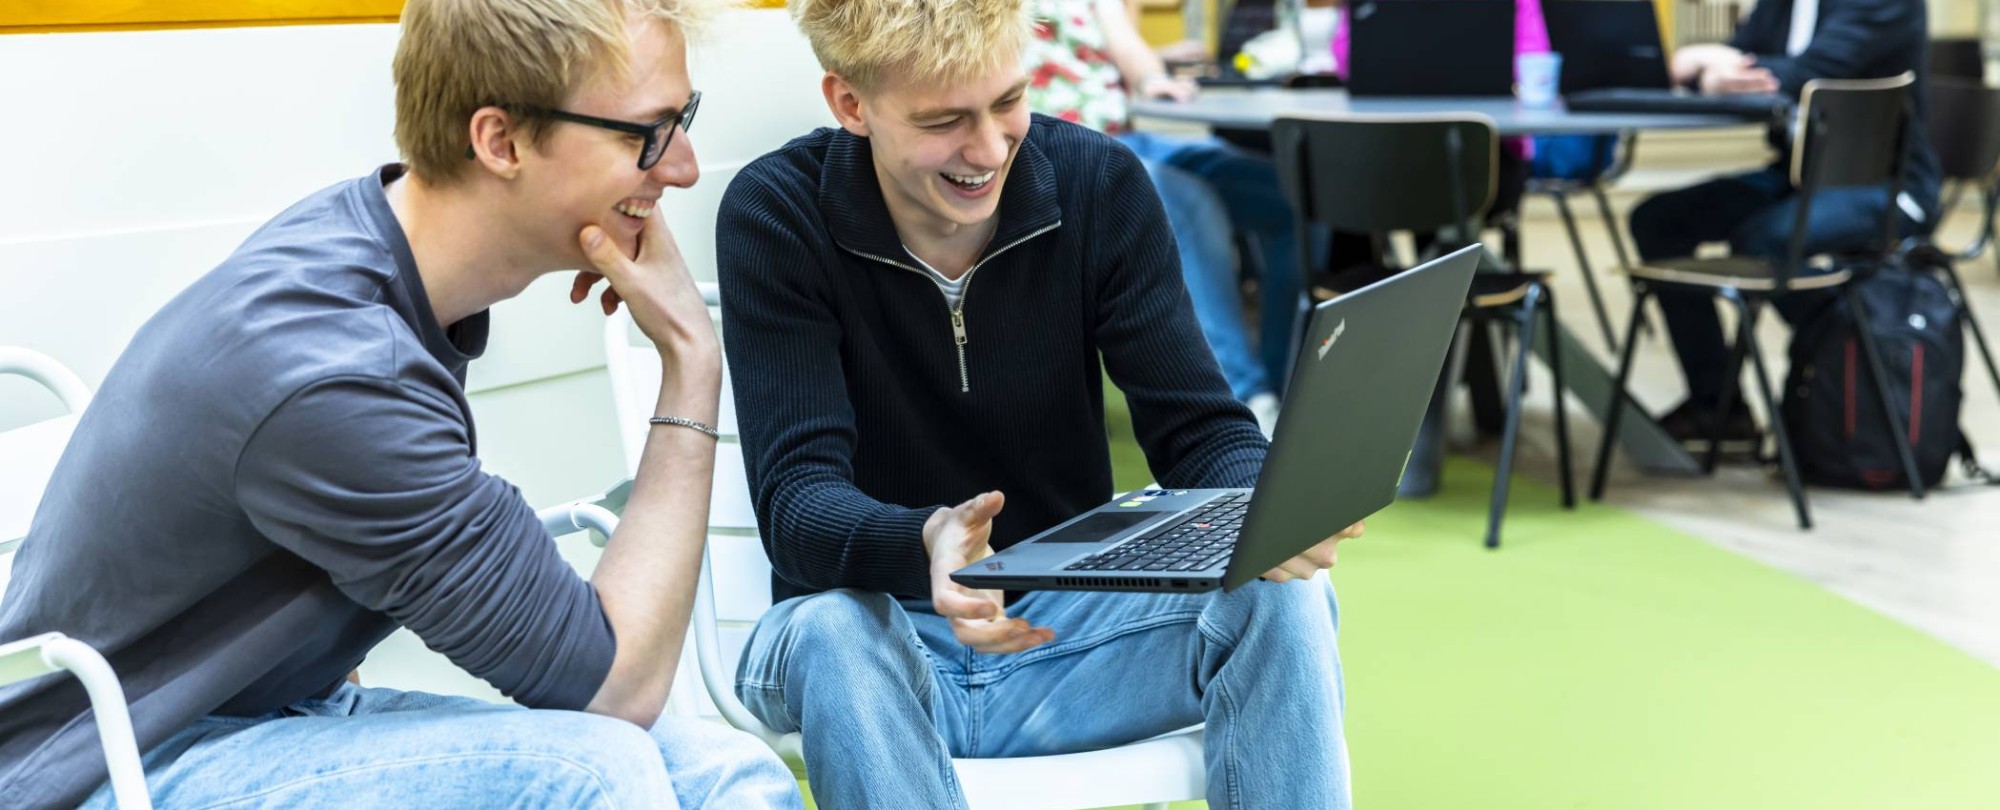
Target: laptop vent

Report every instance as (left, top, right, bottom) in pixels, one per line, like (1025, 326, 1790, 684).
(1055, 577, 1165, 590)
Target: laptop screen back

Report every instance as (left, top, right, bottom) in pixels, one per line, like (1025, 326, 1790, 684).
(1224, 246, 1480, 588)
(1346, 0, 1516, 97)
(1544, 0, 1673, 93)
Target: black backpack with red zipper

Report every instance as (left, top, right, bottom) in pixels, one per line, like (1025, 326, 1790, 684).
(1779, 259, 1991, 490)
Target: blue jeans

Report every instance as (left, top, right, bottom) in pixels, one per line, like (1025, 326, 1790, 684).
(80, 683, 802, 809)
(736, 582, 1349, 810)
(1120, 132, 1307, 400)
(1630, 166, 1923, 408)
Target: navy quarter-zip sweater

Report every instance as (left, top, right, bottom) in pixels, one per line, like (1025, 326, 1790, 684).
(717, 114, 1268, 603)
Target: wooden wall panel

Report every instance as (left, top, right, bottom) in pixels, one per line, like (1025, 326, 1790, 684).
(2, 1, 400, 33)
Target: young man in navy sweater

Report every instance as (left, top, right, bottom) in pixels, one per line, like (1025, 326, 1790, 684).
(715, 2, 1363, 807)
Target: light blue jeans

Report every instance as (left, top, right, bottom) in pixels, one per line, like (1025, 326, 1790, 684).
(79, 683, 802, 809)
(736, 582, 1349, 810)
(1120, 132, 1309, 401)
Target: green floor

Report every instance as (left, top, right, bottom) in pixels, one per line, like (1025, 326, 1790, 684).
(810, 388, 2000, 809)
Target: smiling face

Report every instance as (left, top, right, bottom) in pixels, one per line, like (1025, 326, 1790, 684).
(832, 59, 1031, 245)
(511, 16, 700, 267)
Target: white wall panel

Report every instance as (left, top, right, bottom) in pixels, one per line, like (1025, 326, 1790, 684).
(2, 9, 835, 700)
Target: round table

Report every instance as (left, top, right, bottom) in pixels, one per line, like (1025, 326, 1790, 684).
(1129, 88, 1755, 136)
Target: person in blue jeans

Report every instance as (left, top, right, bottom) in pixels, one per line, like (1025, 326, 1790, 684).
(1627, 0, 1938, 451)
(717, 2, 1365, 808)
(1022, 0, 1304, 429)
(0, 1, 800, 807)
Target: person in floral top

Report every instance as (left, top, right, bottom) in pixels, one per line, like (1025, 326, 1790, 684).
(1025, 0, 1302, 432)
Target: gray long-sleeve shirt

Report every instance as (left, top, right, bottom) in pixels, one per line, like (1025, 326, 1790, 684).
(0, 165, 616, 809)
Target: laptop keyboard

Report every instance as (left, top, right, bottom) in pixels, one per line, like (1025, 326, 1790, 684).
(1063, 493, 1250, 573)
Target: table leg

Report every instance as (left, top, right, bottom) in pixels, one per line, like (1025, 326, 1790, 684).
(1400, 321, 1474, 498)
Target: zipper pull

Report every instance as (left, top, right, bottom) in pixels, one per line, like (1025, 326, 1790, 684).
(951, 309, 968, 346)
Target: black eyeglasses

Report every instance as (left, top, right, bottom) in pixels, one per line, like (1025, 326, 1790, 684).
(516, 90, 700, 171)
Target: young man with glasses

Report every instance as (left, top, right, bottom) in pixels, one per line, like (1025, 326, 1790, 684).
(714, 2, 1362, 808)
(0, 1, 798, 808)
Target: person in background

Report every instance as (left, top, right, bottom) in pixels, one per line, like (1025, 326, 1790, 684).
(1627, 0, 1938, 452)
(1026, 0, 1306, 430)
(0, 1, 801, 808)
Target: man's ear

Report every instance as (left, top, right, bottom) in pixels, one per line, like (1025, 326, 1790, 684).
(466, 106, 524, 179)
(822, 72, 872, 138)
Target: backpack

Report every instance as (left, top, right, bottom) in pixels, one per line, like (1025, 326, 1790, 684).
(1780, 262, 1982, 490)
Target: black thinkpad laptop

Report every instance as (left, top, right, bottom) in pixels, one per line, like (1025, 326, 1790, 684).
(1345, 0, 1515, 98)
(952, 246, 1481, 594)
(1546, 0, 1787, 118)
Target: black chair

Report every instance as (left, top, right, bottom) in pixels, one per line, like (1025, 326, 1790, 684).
(1271, 114, 1575, 548)
(1591, 74, 1929, 529)
(1927, 78, 2000, 260)
(1914, 77, 2000, 407)
(1525, 133, 1647, 353)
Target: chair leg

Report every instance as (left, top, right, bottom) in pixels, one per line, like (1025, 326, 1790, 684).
(1487, 287, 1543, 549)
(1552, 189, 1620, 352)
(1590, 285, 1654, 501)
(1590, 184, 1654, 339)
(1844, 285, 1927, 499)
(1987, 182, 2000, 271)
(1590, 184, 1636, 271)
(1544, 289, 1577, 510)
(1938, 259, 2000, 404)
(1746, 303, 1813, 529)
(1703, 295, 1756, 475)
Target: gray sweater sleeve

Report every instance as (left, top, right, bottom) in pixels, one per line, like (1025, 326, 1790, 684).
(233, 376, 616, 710)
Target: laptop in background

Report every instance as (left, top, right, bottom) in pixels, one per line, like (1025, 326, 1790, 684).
(951, 247, 1481, 594)
(1345, 0, 1515, 97)
(1543, 0, 1673, 94)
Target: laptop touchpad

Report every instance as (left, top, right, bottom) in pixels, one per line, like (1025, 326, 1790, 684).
(1040, 510, 1169, 543)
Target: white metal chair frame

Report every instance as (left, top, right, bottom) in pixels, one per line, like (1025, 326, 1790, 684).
(1, 348, 152, 810)
(0, 634, 152, 810)
(599, 285, 1204, 810)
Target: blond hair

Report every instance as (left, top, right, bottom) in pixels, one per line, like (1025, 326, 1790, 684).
(791, 0, 1032, 92)
(393, 0, 720, 184)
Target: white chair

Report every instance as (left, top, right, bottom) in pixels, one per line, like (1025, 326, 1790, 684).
(602, 286, 1206, 810)
(1, 348, 154, 810)
(1, 347, 92, 554)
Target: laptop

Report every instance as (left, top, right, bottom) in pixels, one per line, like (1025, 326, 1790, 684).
(1545, 0, 1787, 118)
(952, 246, 1481, 594)
(1345, 0, 1515, 98)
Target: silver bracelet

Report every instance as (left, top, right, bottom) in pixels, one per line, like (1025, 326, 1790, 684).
(648, 415, 719, 440)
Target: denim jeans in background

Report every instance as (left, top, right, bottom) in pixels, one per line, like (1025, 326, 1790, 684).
(1630, 165, 1928, 409)
(78, 683, 802, 810)
(1137, 157, 1272, 400)
(1119, 131, 1307, 400)
(735, 581, 1349, 810)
